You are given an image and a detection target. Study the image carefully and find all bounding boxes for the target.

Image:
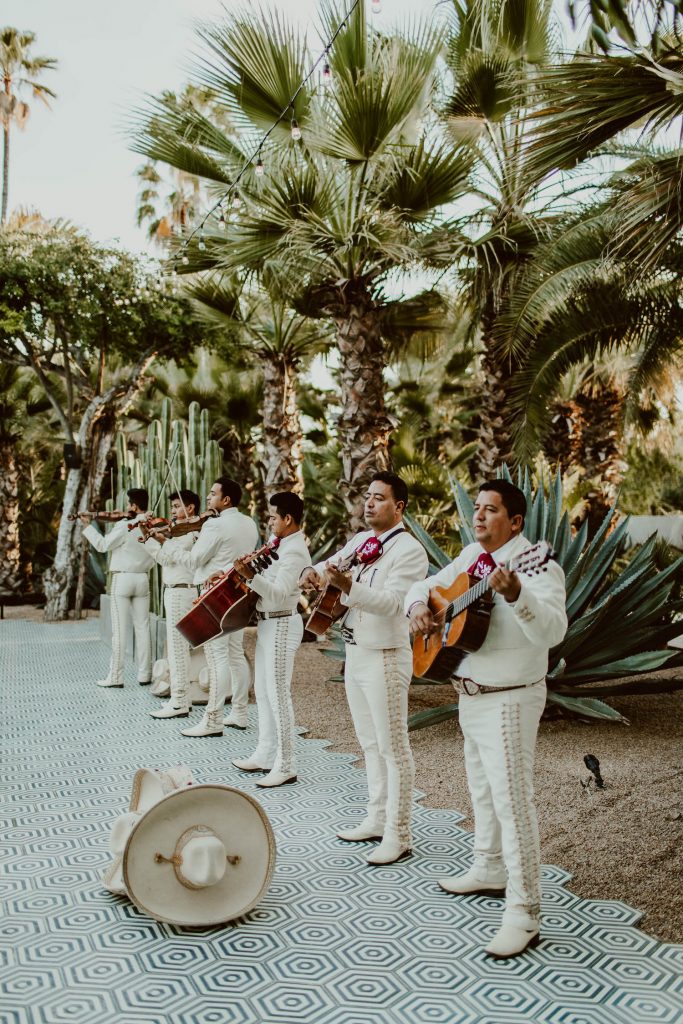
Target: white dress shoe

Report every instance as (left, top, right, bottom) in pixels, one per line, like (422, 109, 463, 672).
(366, 838, 412, 865)
(150, 700, 191, 719)
(438, 866, 507, 897)
(485, 923, 540, 959)
(255, 770, 298, 788)
(232, 757, 270, 772)
(181, 712, 223, 737)
(96, 678, 123, 688)
(223, 712, 247, 730)
(337, 822, 384, 842)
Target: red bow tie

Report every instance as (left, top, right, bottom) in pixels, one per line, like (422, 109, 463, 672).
(467, 551, 497, 579)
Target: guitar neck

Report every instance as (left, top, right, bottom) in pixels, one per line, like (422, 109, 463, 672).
(449, 573, 495, 618)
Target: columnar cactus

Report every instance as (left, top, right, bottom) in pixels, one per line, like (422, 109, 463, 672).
(108, 398, 223, 613)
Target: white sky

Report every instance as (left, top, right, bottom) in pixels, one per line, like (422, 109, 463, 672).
(7, 0, 445, 254)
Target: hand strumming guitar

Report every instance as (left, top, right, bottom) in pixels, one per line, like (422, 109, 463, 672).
(324, 563, 352, 596)
(408, 602, 437, 638)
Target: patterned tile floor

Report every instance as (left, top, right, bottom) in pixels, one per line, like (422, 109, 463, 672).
(2, 619, 682, 1024)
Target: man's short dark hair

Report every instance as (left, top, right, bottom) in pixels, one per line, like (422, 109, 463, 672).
(169, 489, 200, 516)
(270, 491, 304, 525)
(369, 471, 409, 508)
(214, 477, 242, 507)
(127, 488, 149, 512)
(478, 479, 526, 522)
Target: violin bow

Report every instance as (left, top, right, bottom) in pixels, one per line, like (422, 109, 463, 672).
(164, 454, 187, 519)
(150, 444, 180, 515)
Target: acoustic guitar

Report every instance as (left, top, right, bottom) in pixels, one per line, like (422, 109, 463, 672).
(305, 535, 384, 636)
(412, 541, 554, 681)
(176, 539, 280, 649)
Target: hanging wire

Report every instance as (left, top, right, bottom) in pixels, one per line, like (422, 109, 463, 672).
(170, 0, 377, 271)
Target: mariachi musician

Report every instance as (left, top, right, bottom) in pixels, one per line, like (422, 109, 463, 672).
(300, 472, 428, 865)
(80, 488, 155, 689)
(405, 479, 567, 959)
(231, 492, 310, 788)
(144, 476, 258, 737)
(142, 489, 201, 720)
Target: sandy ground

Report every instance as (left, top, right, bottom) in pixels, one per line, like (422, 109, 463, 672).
(6, 605, 682, 944)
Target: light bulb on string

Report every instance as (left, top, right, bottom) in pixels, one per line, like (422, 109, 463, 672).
(232, 192, 241, 209)
(255, 155, 265, 176)
(218, 207, 227, 230)
(290, 116, 302, 142)
(181, 254, 189, 265)
(322, 61, 331, 82)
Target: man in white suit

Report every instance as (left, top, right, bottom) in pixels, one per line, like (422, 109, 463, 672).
(145, 476, 258, 737)
(81, 488, 154, 688)
(301, 472, 428, 866)
(406, 479, 567, 959)
(231, 491, 310, 788)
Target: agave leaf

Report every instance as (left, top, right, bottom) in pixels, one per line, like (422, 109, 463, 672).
(546, 692, 629, 723)
(451, 475, 476, 545)
(560, 649, 679, 682)
(559, 517, 588, 578)
(408, 704, 459, 731)
(404, 512, 452, 570)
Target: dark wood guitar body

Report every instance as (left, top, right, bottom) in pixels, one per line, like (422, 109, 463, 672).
(176, 541, 279, 649)
(413, 573, 494, 680)
(305, 587, 347, 637)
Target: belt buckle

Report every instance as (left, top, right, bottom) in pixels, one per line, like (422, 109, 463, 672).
(462, 678, 480, 696)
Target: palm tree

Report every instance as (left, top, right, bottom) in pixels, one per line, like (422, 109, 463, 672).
(0, 28, 57, 223)
(189, 278, 332, 494)
(523, 2, 683, 271)
(130, 0, 472, 529)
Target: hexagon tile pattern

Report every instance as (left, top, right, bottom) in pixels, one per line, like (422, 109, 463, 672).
(1, 619, 681, 1024)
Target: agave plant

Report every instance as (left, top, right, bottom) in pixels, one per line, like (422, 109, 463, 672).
(405, 467, 683, 730)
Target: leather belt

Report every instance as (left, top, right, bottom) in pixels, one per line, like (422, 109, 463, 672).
(340, 625, 356, 646)
(257, 609, 297, 620)
(165, 583, 196, 589)
(453, 677, 542, 696)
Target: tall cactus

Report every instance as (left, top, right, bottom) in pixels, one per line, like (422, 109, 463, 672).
(109, 400, 224, 613)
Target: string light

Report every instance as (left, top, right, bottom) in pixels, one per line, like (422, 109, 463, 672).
(171, 0, 362, 271)
(218, 207, 227, 229)
(232, 193, 241, 209)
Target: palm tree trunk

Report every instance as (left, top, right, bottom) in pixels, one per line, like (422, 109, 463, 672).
(1, 107, 9, 224)
(476, 332, 517, 479)
(334, 290, 394, 533)
(260, 355, 303, 494)
(73, 419, 117, 618)
(0, 438, 22, 592)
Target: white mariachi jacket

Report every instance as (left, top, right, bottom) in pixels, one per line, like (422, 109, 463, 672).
(315, 527, 428, 650)
(83, 514, 155, 574)
(404, 533, 568, 687)
(146, 532, 195, 586)
(248, 531, 311, 613)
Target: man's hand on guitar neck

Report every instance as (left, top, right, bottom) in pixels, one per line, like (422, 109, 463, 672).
(408, 602, 437, 638)
(488, 566, 521, 604)
(299, 567, 323, 591)
(324, 564, 352, 596)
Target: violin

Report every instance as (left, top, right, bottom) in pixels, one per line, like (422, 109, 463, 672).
(129, 515, 169, 533)
(67, 510, 134, 523)
(138, 509, 219, 543)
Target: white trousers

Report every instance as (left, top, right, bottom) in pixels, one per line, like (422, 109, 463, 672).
(459, 680, 546, 929)
(108, 573, 151, 684)
(163, 587, 194, 704)
(251, 615, 303, 774)
(345, 644, 415, 846)
(203, 629, 249, 716)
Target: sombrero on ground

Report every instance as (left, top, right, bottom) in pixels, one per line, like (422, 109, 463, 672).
(123, 784, 276, 926)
